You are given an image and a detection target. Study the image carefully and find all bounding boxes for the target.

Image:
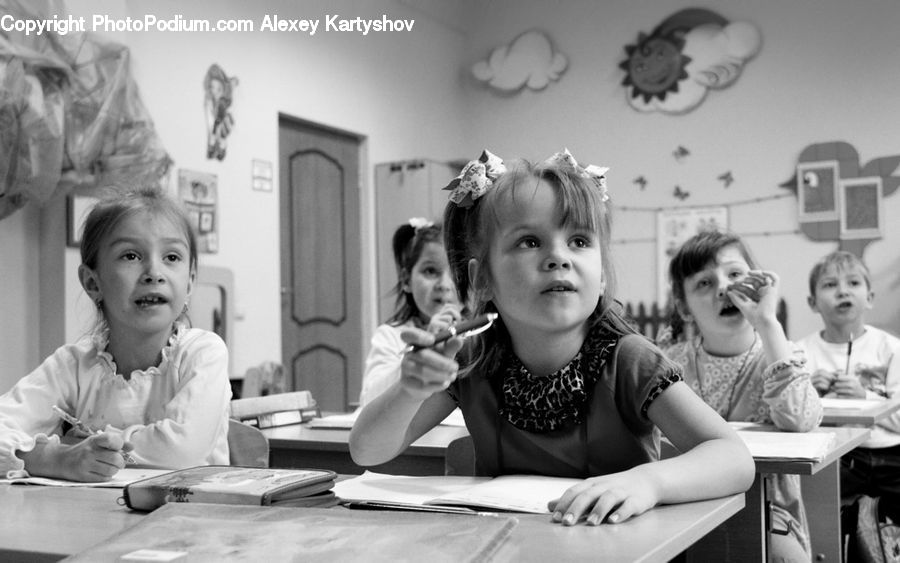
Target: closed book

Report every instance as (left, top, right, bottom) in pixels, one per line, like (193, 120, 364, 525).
(123, 465, 337, 511)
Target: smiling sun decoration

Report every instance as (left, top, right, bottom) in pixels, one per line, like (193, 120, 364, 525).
(618, 8, 762, 115)
(620, 31, 690, 105)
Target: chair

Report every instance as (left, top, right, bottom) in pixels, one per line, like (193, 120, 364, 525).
(227, 419, 269, 468)
(229, 390, 319, 429)
(444, 435, 476, 476)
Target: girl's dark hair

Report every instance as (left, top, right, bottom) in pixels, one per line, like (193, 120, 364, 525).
(666, 230, 757, 341)
(444, 157, 636, 377)
(81, 186, 198, 324)
(386, 221, 444, 325)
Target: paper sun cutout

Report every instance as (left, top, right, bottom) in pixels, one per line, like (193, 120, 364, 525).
(472, 29, 567, 92)
(619, 8, 761, 114)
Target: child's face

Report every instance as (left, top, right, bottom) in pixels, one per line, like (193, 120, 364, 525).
(80, 210, 194, 342)
(679, 244, 753, 339)
(808, 263, 873, 326)
(407, 242, 458, 322)
(483, 179, 604, 339)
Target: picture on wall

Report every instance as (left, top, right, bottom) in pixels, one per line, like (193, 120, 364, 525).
(656, 206, 729, 305)
(796, 160, 840, 222)
(840, 177, 883, 239)
(178, 169, 219, 253)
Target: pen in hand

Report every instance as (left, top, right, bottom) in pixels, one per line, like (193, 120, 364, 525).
(51, 405, 135, 464)
(404, 312, 499, 354)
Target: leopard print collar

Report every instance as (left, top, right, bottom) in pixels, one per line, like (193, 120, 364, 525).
(499, 327, 618, 433)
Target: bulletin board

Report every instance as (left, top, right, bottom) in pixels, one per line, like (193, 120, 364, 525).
(656, 206, 729, 305)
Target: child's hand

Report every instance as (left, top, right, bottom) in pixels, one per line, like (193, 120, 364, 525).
(548, 472, 657, 526)
(857, 364, 889, 396)
(810, 369, 838, 396)
(427, 303, 463, 334)
(727, 270, 779, 329)
(399, 327, 463, 401)
(830, 374, 867, 399)
(66, 433, 132, 482)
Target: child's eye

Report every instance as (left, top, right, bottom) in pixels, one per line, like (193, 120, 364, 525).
(728, 271, 744, 279)
(164, 253, 183, 263)
(569, 236, 591, 248)
(121, 251, 140, 261)
(516, 237, 539, 249)
(421, 266, 440, 277)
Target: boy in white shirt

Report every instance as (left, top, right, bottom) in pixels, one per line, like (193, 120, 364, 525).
(798, 251, 900, 506)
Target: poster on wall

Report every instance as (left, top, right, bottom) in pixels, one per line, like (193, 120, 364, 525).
(178, 169, 218, 253)
(656, 206, 729, 305)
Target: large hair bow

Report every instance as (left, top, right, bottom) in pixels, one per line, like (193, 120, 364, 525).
(545, 148, 610, 202)
(444, 150, 506, 208)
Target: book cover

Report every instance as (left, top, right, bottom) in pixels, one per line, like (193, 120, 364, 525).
(333, 471, 581, 514)
(123, 466, 337, 511)
(65, 503, 517, 563)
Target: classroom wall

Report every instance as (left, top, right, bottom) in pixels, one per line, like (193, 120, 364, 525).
(2, 0, 899, 393)
(456, 0, 900, 340)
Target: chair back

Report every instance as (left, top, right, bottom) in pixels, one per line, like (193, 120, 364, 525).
(227, 419, 269, 468)
(229, 391, 319, 429)
(444, 435, 476, 476)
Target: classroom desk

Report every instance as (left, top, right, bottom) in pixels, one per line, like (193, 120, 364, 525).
(820, 397, 900, 426)
(0, 483, 744, 562)
(262, 423, 470, 475)
(685, 425, 871, 563)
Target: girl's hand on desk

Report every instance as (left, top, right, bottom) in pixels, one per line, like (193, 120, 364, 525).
(548, 472, 656, 526)
(62, 433, 132, 482)
(399, 327, 462, 401)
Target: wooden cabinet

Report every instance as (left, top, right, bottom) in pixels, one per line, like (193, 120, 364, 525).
(374, 159, 458, 322)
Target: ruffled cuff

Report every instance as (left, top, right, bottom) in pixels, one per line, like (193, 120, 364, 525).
(763, 354, 807, 381)
(1, 433, 58, 477)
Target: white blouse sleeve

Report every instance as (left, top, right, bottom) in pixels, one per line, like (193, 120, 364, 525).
(0, 345, 80, 475)
(119, 331, 231, 468)
(358, 324, 405, 407)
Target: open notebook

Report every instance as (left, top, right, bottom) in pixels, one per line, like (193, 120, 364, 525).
(333, 471, 581, 514)
(731, 423, 836, 462)
(1, 467, 171, 488)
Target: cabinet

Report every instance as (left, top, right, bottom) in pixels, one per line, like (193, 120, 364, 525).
(374, 159, 459, 322)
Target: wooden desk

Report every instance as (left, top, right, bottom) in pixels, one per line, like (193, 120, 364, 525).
(262, 423, 470, 475)
(685, 425, 870, 562)
(821, 397, 900, 426)
(0, 483, 744, 562)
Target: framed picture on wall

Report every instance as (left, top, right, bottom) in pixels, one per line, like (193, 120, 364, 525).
(839, 176, 882, 239)
(656, 206, 729, 305)
(178, 169, 219, 253)
(796, 160, 840, 222)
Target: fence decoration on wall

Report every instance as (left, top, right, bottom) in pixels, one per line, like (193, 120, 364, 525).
(618, 8, 761, 115)
(178, 169, 219, 253)
(779, 141, 900, 258)
(471, 29, 567, 92)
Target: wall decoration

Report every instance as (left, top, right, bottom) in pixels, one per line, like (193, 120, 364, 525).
(673, 146, 690, 161)
(633, 176, 648, 190)
(656, 206, 729, 304)
(780, 141, 900, 257)
(718, 171, 734, 187)
(471, 29, 567, 92)
(178, 169, 219, 253)
(204, 64, 238, 161)
(251, 159, 273, 192)
(673, 186, 690, 200)
(619, 8, 762, 115)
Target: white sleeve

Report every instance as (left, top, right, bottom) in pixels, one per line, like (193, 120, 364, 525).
(0, 347, 78, 475)
(359, 325, 405, 406)
(119, 331, 232, 468)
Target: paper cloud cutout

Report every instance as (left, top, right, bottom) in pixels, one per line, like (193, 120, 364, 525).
(472, 29, 567, 92)
(620, 9, 762, 114)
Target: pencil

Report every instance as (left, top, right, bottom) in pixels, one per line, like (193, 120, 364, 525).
(844, 333, 853, 377)
(51, 405, 135, 464)
(404, 313, 498, 353)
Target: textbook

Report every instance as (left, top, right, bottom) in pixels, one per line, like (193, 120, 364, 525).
(123, 465, 338, 511)
(0, 467, 171, 488)
(65, 503, 517, 563)
(333, 471, 581, 514)
(734, 427, 836, 462)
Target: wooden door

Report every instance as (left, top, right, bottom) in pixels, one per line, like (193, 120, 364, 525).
(279, 116, 362, 412)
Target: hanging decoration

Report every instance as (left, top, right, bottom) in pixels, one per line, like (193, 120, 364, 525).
(779, 141, 900, 258)
(618, 8, 762, 115)
(471, 29, 567, 93)
(204, 64, 238, 161)
(0, 1, 170, 220)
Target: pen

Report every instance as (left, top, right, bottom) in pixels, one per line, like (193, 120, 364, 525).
(404, 312, 499, 354)
(52, 405, 135, 464)
(844, 333, 853, 378)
